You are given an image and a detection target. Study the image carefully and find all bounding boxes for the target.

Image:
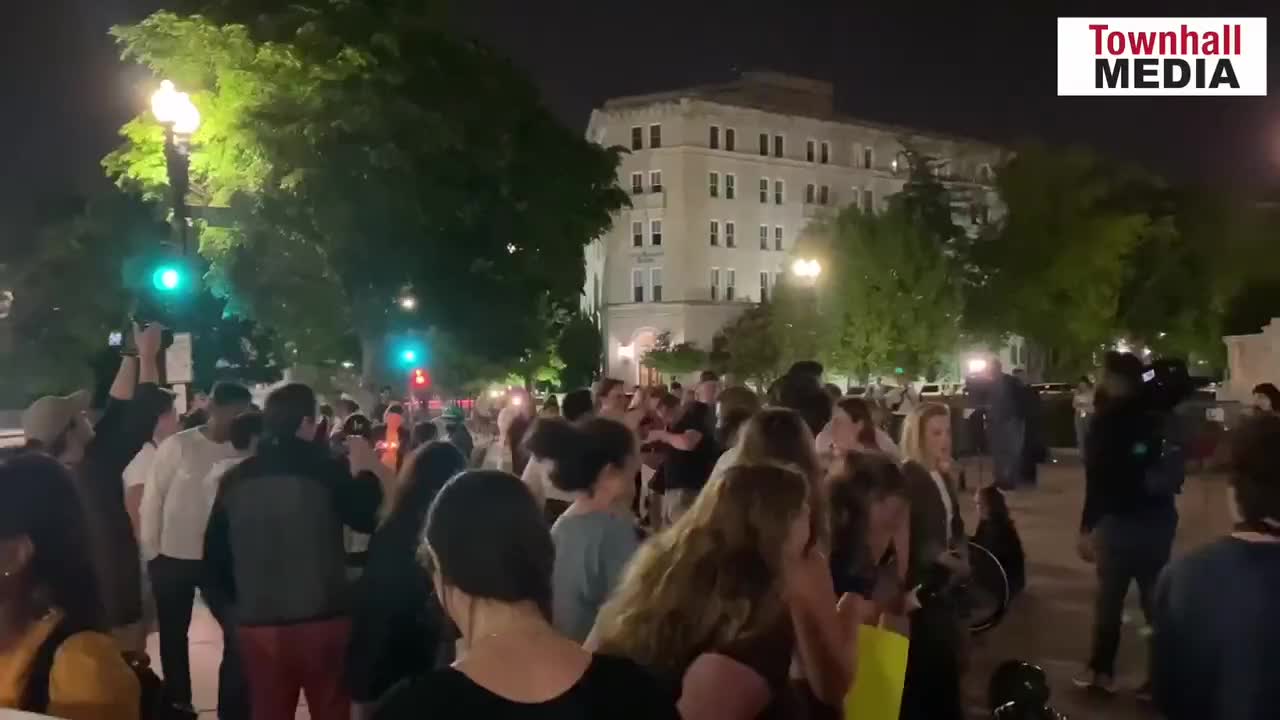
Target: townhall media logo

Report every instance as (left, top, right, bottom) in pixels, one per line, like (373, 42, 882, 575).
(1058, 18, 1267, 96)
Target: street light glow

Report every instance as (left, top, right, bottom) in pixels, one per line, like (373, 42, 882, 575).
(791, 258, 822, 279)
(966, 357, 989, 374)
(151, 80, 201, 135)
(400, 349, 417, 363)
(398, 295, 417, 311)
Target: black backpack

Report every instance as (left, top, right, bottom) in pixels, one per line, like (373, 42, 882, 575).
(21, 620, 174, 719)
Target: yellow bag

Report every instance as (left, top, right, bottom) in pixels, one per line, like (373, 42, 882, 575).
(843, 618, 910, 720)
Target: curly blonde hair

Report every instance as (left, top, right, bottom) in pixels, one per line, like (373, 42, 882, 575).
(593, 464, 809, 679)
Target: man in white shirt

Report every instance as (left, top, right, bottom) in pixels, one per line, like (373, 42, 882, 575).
(140, 382, 253, 718)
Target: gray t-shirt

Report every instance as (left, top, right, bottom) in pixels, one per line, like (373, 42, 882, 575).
(550, 510, 640, 642)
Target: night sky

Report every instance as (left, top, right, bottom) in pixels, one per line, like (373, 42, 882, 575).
(3, 0, 1277, 249)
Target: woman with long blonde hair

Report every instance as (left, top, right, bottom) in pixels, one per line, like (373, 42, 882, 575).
(899, 402, 967, 720)
(654, 407, 850, 712)
(592, 464, 811, 719)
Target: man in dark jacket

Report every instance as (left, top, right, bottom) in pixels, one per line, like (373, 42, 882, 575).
(20, 322, 170, 649)
(205, 382, 386, 720)
(1074, 352, 1177, 694)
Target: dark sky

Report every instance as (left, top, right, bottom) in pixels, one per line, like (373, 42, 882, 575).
(3, 0, 1277, 247)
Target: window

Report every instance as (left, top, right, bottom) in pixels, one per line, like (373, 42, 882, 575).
(759, 224, 769, 250)
(725, 128, 736, 151)
(593, 274, 600, 311)
(709, 125, 720, 149)
(632, 269, 644, 302)
(649, 124, 662, 148)
(759, 133, 769, 156)
(631, 172, 643, 194)
(863, 146, 874, 169)
(774, 270, 783, 288)
(760, 271, 770, 302)
(862, 189, 874, 213)
(851, 186, 861, 209)
(773, 134, 784, 158)
(709, 172, 719, 198)
(805, 184, 816, 204)
(651, 268, 663, 302)
(725, 174, 736, 200)
(774, 179, 784, 205)
(819, 185, 830, 205)
(759, 177, 769, 203)
(726, 269, 736, 301)
(632, 221, 643, 248)
(710, 268, 720, 300)
(725, 221, 736, 248)
(650, 219, 663, 246)
(806, 140, 816, 162)
(649, 170, 663, 192)
(821, 141, 830, 164)
(631, 126, 642, 150)
(709, 220, 719, 246)
(774, 225, 783, 251)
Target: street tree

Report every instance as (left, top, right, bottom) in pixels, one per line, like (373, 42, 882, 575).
(555, 312, 603, 392)
(104, 9, 628, 387)
(821, 200, 963, 380)
(717, 303, 784, 389)
(965, 143, 1150, 375)
(642, 332, 708, 378)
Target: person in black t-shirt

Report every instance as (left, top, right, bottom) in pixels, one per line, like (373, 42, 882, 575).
(374, 470, 676, 720)
(648, 394, 717, 527)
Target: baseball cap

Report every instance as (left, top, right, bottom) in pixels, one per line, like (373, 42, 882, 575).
(442, 406, 465, 422)
(22, 390, 91, 447)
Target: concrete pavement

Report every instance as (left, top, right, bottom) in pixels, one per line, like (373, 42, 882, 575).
(157, 454, 1232, 720)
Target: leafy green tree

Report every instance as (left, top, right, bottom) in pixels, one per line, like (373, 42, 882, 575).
(718, 303, 784, 389)
(642, 332, 708, 377)
(965, 143, 1151, 375)
(104, 9, 628, 387)
(820, 202, 963, 380)
(555, 312, 602, 392)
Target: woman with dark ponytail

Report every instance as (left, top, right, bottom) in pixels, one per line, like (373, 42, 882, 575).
(525, 417, 641, 643)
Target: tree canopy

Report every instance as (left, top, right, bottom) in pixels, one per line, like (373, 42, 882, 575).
(104, 6, 627, 386)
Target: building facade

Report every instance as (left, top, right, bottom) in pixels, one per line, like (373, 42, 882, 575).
(583, 72, 1006, 386)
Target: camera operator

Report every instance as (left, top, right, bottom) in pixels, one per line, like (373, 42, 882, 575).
(1074, 352, 1186, 696)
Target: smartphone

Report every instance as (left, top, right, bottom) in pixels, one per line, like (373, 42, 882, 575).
(107, 331, 124, 348)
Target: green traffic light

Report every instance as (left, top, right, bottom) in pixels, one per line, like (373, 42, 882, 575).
(401, 350, 417, 363)
(152, 266, 182, 292)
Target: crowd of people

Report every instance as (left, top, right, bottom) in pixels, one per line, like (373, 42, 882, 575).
(1, 329, 1278, 719)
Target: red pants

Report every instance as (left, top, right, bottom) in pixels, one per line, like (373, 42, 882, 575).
(238, 618, 352, 720)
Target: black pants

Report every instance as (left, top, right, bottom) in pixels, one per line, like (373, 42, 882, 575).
(1089, 504, 1178, 676)
(901, 602, 965, 720)
(149, 555, 250, 720)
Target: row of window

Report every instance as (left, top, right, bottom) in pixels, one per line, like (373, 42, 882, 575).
(630, 170, 662, 194)
(710, 221, 785, 251)
(631, 220, 662, 248)
(629, 168, 875, 211)
(629, 266, 784, 304)
(630, 124, 662, 150)
(631, 268, 663, 302)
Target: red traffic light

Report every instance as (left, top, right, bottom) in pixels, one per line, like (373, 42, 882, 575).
(411, 368, 430, 387)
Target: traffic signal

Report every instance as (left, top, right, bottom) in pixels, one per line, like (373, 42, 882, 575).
(151, 263, 189, 293)
(411, 368, 430, 388)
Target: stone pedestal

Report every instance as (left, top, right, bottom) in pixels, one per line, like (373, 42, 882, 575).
(1223, 318, 1280, 401)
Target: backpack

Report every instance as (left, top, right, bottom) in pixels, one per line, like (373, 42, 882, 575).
(21, 619, 174, 720)
(1143, 412, 1186, 497)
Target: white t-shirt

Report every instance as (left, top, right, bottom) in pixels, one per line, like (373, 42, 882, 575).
(139, 427, 241, 561)
(521, 456, 575, 507)
(123, 442, 157, 490)
(930, 469, 955, 544)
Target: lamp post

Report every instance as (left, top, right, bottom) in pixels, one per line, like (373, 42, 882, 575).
(150, 80, 201, 257)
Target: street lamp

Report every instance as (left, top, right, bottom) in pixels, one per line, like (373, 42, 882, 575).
(398, 294, 418, 311)
(791, 258, 822, 279)
(151, 80, 201, 257)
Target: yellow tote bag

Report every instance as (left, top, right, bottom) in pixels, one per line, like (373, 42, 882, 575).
(843, 618, 910, 720)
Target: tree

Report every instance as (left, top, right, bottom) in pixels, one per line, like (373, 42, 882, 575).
(965, 143, 1151, 375)
(642, 332, 708, 377)
(718, 303, 783, 389)
(820, 201, 963, 380)
(556, 312, 602, 391)
(0, 191, 283, 406)
(104, 9, 628, 387)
